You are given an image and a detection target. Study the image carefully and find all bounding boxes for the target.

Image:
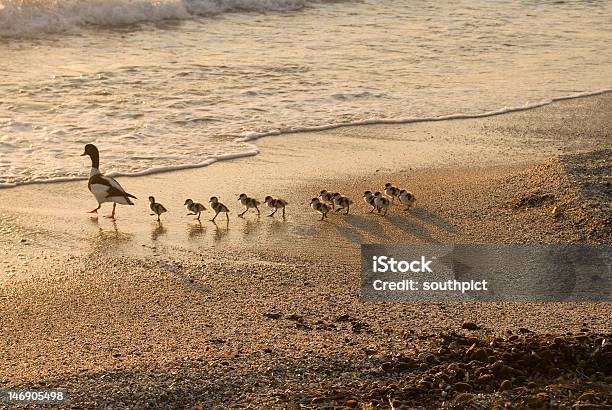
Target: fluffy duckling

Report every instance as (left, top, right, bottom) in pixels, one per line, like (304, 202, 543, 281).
(184, 198, 206, 220)
(319, 190, 335, 209)
(238, 193, 260, 217)
(399, 189, 417, 210)
(384, 183, 401, 202)
(209, 196, 230, 222)
(331, 192, 353, 214)
(148, 196, 168, 222)
(264, 196, 288, 217)
(374, 191, 390, 216)
(363, 190, 376, 213)
(310, 198, 331, 220)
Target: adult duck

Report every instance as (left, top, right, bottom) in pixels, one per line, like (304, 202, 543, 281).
(81, 144, 136, 218)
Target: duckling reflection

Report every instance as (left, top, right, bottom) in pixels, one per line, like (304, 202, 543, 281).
(268, 217, 290, 237)
(239, 214, 261, 236)
(150, 221, 167, 241)
(187, 221, 205, 239)
(211, 219, 230, 243)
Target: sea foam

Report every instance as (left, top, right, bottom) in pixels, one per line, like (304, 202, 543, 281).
(0, 0, 311, 37)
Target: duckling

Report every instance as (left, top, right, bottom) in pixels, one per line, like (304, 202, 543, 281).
(184, 199, 206, 220)
(238, 193, 260, 217)
(374, 191, 390, 216)
(399, 189, 417, 210)
(209, 196, 230, 222)
(148, 196, 168, 222)
(331, 193, 353, 214)
(363, 190, 376, 213)
(384, 183, 401, 202)
(319, 190, 335, 209)
(264, 196, 288, 217)
(310, 198, 331, 220)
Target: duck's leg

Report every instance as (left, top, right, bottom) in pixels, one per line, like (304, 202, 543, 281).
(105, 203, 116, 219)
(255, 206, 260, 215)
(320, 213, 325, 221)
(282, 208, 285, 217)
(197, 211, 201, 221)
(157, 215, 161, 222)
(268, 209, 277, 217)
(211, 212, 217, 222)
(239, 208, 247, 217)
(346, 205, 350, 215)
(88, 203, 101, 214)
(225, 212, 229, 222)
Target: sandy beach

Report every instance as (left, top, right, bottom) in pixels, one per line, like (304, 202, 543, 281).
(0, 93, 611, 408)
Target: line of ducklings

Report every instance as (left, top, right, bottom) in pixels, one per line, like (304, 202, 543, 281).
(148, 194, 287, 222)
(148, 183, 415, 223)
(311, 183, 416, 220)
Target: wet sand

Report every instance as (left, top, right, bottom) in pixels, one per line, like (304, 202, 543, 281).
(0, 93, 611, 408)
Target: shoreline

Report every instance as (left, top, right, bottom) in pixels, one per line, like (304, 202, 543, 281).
(1, 87, 611, 189)
(0, 92, 611, 408)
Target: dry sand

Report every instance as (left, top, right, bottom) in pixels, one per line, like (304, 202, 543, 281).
(0, 93, 611, 408)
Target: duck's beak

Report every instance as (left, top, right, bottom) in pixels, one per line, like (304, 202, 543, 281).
(80, 152, 86, 156)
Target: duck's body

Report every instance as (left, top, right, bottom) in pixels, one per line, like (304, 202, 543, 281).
(238, 194, 260, 217)
(399, 189, 416, 210)
(374, 191, 390, 216)
(319, 190, 335, 209)
(363, 190, 376, 213)
(264, 196, 288, 217)
(148, 196, 168, 221)
(209, 197, 230, 222)
(384, 183, 401, 202)
(310, 198, 331, 220)
(184, 199, 206, 220)
(82, 144, 136, 218)
(331, 193, 353, 214)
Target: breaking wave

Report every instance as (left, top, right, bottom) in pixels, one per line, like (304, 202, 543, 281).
(0, 0, 313, 37)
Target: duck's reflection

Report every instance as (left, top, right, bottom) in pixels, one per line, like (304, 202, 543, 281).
(89, 219, 133, 252)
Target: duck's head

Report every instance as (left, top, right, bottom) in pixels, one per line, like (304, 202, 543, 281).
(384, 183, 392, 188)
(374, 191, 382, 197)
(264, 195, 273, 203)
(363, 190, 372, 198)
(399, 189, 406, 194)
(209, 196, 218, 203)
(184, 199, 193, 206)
(81, 144, 98, 157)
(310, 198, 320, 205)
(81, 144, 99, 168)
(148, 196, 155, 203)
(332, 192, 340, 198)
(319, 190, 328, 196)
(238, 193, 247, 200)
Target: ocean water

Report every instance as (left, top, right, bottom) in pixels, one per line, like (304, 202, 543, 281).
(0, 0, 611, 186)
